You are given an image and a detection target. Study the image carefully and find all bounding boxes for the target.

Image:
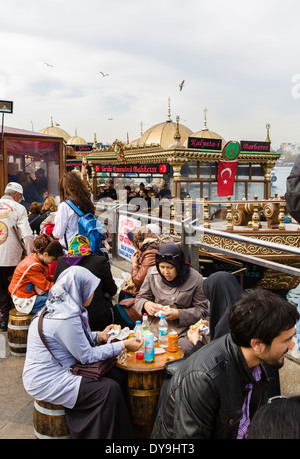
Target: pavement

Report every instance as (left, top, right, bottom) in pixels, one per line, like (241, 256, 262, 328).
(0, 331, 36, 440)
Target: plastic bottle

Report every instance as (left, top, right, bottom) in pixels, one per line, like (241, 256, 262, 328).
(34, 230, 37, 239)
(158, 315, 168, 348)
(134, 320, 144, 360)
(134, 320, 143, 340)
(142, 313, 149, 338)
(144, 331, 155, 363)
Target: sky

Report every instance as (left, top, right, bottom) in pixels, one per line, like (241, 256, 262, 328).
(1, 0, 300, 150)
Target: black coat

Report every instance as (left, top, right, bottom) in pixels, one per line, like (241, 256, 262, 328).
(151, 334, 270, 439)
(54, 254, 117, 331)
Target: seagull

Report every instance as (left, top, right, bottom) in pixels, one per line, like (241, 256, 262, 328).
(44, 62, 54, 67)
(179, 80, 185, 91)
(99, 71, 109, 77)
(108, 118, 114, 120)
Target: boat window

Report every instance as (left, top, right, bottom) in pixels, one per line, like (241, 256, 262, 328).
(250, 164, 264, 180)
(200, 162, 216, 179)
(236, 164, 249, 180)
(181, 161, 198, 179)
(248, 182, 264, 200)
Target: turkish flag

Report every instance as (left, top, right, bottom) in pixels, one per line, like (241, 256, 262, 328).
(217, 160, 238, 196)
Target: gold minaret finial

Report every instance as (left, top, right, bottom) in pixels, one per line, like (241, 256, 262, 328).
(167, 97, 172, 122)
(174, 115, 181, 140)
(51, 116, 53, 127)
(92, 133, 98, 150)
(203, 107, 208, 130)
(140, 121, 143, 136)
(265, 123, 271, 143)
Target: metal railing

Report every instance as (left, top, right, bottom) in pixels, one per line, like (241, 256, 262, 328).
(95, 201, 300, 281)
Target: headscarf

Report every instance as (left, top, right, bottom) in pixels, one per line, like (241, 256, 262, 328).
(63, 235, 93, 266)
(155, 243, 191, 288)
(127, 225, 173, 252)
(203, 271, 242, 340)
(44, 265, 100, 346)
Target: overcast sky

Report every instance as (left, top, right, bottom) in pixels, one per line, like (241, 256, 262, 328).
(1, 0, 300, 149)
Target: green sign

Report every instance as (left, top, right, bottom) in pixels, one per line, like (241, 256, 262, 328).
(222, 141, 240, 160)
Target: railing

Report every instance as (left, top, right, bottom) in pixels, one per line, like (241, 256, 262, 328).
(94, 198, 300, 282)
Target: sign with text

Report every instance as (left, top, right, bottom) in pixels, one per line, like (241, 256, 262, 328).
(188, 136, 222, 151)
(95, 163, 169, 175)
(240, 140, 270, 153)
(118, 214, 141, 261)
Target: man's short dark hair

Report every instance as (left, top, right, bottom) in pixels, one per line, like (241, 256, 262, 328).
(229, 288, 299, 347)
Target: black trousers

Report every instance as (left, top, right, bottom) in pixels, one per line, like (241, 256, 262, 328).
(0, 266, 16, 323)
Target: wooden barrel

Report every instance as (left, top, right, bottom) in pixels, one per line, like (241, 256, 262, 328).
(33, 400, 70, 439)
(7, 308, 34, 356)
(127, 369, 164, 439)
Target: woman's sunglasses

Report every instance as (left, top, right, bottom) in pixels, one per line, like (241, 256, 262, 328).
(156, 253, 180, 263)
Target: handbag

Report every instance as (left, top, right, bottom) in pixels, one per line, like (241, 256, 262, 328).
(37, 307, 117, 381)
(118, 297, 142, 323)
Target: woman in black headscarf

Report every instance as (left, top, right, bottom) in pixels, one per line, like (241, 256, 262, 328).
(134, 243, 209, 355)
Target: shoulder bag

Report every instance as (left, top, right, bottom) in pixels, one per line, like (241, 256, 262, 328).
(37, 307, 116, 381)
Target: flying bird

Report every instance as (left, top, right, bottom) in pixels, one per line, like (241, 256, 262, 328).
(179, 80, 185, 91)
(99, 71, 109, 77)
(44, 62, 54, 67)
(108, 118, 114, 120)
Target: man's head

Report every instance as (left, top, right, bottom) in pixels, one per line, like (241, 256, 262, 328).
(4, 182, 24, 202)
(229, 288, 300, 368)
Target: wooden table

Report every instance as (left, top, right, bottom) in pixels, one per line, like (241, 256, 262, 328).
(116, 345, 183, 439)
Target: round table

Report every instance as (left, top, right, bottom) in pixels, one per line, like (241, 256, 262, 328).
(116, 345, 183, 439)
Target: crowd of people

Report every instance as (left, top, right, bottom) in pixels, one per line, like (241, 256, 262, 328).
(0, 171, 300, 440)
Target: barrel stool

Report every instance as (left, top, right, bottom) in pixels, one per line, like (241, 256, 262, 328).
(33, 400, 71, 439)
(7, 308, 34, 356)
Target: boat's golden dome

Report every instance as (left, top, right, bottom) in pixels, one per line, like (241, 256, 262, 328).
(39, 118, 71, 142)
(67, 128, 87, 145)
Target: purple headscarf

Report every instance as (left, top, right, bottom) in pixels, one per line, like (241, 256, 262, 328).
(44, 265, 100, 346)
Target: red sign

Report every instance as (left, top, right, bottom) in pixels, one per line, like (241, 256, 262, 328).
(95, 163, 169, 175)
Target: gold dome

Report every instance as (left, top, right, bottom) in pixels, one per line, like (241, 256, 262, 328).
(67, 128, 87, 145)
(39, 117, 71, 142)
(131, 99, 193, 149)
(183, 108, 226, 148)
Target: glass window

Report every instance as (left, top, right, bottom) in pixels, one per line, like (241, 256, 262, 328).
(6, 138, 60, 210)
(251, 164, 264, 180)
(200, 162, 216, 179)
(234, 182, 246, 200)
(181, 161, 198, 179)
(236, 164, 249, 180)
(248, 182, 264, 200)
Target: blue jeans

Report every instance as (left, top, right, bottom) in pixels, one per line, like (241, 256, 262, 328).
(31, 293, 49, 313)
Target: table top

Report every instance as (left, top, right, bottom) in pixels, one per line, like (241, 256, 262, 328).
(116, 346, 184, 373)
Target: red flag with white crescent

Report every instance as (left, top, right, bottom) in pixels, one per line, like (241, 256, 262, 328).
(217, 160, 238, 196)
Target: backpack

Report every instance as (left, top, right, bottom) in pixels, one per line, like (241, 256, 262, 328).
(285, 156, 300, 224)
(66, 200, 104, 254)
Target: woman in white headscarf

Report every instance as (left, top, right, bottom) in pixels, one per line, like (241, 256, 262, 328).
(23, 265, 142, 439)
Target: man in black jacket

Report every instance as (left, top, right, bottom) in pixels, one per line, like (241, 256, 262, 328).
(151, 288, 299, 439)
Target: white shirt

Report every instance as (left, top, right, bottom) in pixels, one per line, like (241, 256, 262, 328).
(0, 195, 34, 267)
(52, 201, 80, 249)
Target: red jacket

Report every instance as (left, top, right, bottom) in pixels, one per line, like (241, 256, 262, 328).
(9, 252, 53, 298)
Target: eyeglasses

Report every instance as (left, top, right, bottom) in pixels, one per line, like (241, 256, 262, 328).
(156, 253, 180, 263)
(267, 395, 288, 404)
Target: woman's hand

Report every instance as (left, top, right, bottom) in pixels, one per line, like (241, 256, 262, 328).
(123, 283, 135, 294)
(98, 324, 114, 343)
(123, 337, 143, 352)
(144, 301, 162, 316)
(131, 251, 140, 267)
(164, 308, 179, 321)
